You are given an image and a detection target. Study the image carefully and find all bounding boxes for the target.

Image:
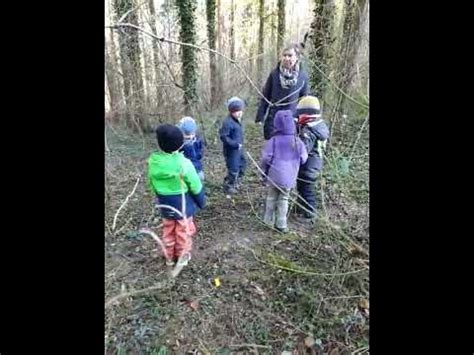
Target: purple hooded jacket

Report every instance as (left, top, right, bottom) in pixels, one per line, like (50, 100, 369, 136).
(260, 110, 308, 189)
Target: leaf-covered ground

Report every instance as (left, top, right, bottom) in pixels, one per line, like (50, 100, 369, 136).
(105, 110, 369, 354)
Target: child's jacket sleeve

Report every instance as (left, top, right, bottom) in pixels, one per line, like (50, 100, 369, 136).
(183, 160, 206, 209)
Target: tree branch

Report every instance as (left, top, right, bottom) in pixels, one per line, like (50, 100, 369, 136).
(106, 22, 272, 105)
(112, 175, 141, 230)
(117, 0, 148, 24)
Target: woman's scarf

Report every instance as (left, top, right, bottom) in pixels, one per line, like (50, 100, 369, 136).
(279, 61, 300, 89)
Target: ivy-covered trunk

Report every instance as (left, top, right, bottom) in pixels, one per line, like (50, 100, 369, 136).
(176, 0, 198, 111)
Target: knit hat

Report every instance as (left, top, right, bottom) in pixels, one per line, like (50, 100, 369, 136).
(177, 116, 197, 135)
(296, 96, 321, 117)
(155, 124, 184, 153)
(227, 96, 245, 112)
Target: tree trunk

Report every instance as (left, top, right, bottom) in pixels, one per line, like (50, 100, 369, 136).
(206, 0, 218, 109)
(230, 0, 235, 61)
(308, 0, 335, 98)
(277, 0, 286, 55)
(148, 0, 164, 111)
(216, 0, 224, 103)
(176, 0, 198, 111)
(337, 0, 367, 106)
(105, 33, 121, 121)
(257, 0, 265, 86)
(114, 0, 145, 132)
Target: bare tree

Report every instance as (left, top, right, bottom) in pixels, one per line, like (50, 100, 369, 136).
(277, 0, 286, 55)
(105, 33, 121, 121)
(257, 0, 265, 86)
(113, 0, 146, 131)
(230, 0, 235, 61)
(147, 0, 164, 111)
(206, 0, 218, 109)
(328, 0, 368, 123)
(216, 0, 225, 103)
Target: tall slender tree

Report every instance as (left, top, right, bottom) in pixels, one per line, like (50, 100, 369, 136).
(277, 0, 286, 55)
(229, 0, 235, 61)
(148, 0, 164, 110)
(114, 0, 145, 131)
(105, 33, 121, 120)
(257, 0, 265, 85)
(206, 0, 218, 109)
(176, 0, 198, 110)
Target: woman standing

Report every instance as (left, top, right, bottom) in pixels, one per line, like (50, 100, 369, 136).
(255, 43, 311, 140)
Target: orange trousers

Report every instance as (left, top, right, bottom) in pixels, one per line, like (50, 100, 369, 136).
(162, 217, 196, 261)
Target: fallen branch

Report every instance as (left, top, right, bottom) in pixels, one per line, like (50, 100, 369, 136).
(248, 247, 366, 277)
(112, 175, 141, 230)
(105, 281, 167, 309)
(138, 226, 165, 257)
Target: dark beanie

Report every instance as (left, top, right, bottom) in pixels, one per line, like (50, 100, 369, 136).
(227, 96, 245, 112)
(155, 124, 184, 153)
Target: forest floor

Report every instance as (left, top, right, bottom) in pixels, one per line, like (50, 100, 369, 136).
(105, 108, 369, 355)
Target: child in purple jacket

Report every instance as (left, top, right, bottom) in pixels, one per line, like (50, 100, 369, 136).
(260, 110, 308, 232)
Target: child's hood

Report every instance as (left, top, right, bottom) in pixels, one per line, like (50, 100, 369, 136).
(273, 110, 296, 135)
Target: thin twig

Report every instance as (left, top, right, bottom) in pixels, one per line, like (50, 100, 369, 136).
(352, 345, 370, 354)
(157, 39, 184, 90)
(112, 176, 141, 230)
(348, 114, 369, 162)
(116, 0, 148, 24)
(312, 62, 369, 109)
(324, 295, 366, 301)
(105, 127, 110, 153)
(229, 344, 272, 349)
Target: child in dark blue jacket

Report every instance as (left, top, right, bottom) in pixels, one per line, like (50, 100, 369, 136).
(295, 96, 329, 223)
(178, 116, 205, 182)
(219, 97, 246, 197)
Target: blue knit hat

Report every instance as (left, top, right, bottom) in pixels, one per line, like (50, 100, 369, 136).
(177, 116, 197, 135)
(227, 97, 245, 112)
